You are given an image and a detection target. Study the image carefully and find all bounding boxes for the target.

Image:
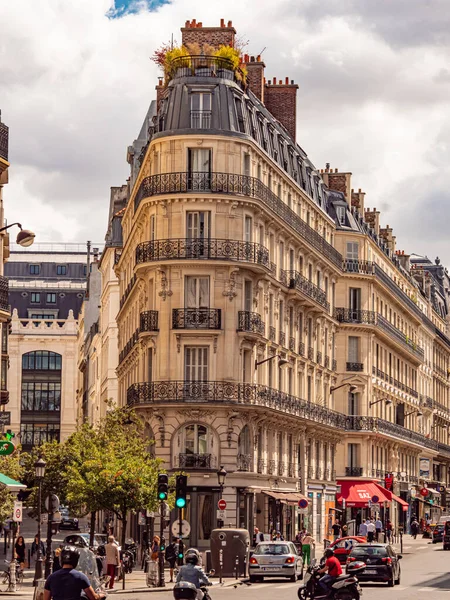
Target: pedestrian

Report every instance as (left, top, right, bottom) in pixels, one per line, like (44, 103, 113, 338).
(151, 535, 160, 561)
(274, 531, 284, 541)
(253, 527, 264, 546)
(105, 535, 120, 590)
(331, 520, 341, 541)
(341, 524, 348, 538)
(165, 538, 179, 583)
(375, 517, 383, 542)
(15, 535, 26, 569)
(301, 532, 315, 565)
(31, 534, 45, 564)
(386, 519, 393, 542)
(367, 519, 376, 542)
(358, 520, 368, 538)
(411, 519, 419, 539)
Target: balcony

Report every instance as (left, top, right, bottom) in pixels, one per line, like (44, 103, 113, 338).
(119, 329, 139, 364)
(346, 416, 438, 450)
(377, 314, 424, 361)
(343, 259, 374, 275)
(190, 110, 212, 129)
(374, 264, 423, 320)
(133, 172, 343, 268)
(282, 269, 330, 310)
(347, 362, 364, 372)
(173, 308, 221, 330)
(289, 336, 295, 352)
(279, 331, 286, 347)
(127, 381, 348, 429)
(140, 310, 159, 333)
(257, 459, 265, 474)
(269, 326, 276, 342)
(120, 274, 137, 309)
(288, 463, 295, 478)
(237, 453, 253, 472)
(345, 467, 363, 477)
(0, 276, 9, 313)
(170, 55, 244, 85)
(136, 238, 270, 271)
(372, 366, 419, 398)
(307, 466, 315, 479)
(278, 462, 286, 476)
(237, 311, 264, 335)
(334, 308, 376, 325)
(268, 460, 276, 475)
(308, 347, 314, 361)
(0, 122, 8, 162)
(178, 453, 215, 469)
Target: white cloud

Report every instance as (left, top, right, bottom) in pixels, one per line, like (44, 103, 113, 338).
(0, 0, 449, 262)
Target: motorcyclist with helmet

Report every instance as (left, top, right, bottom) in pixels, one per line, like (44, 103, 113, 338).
(44, 545, 106, 600)
(317, 548, 342, 597)
(176, 552, 210, 600)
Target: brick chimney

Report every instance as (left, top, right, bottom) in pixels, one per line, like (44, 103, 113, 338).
(181, 18, 236, 49)
(243, 55, 265, 102)
(351, 188, 365, 213)
(379, 225, 396, 253)
(321, 166, 352, 200)
(395, 250, 411, 273)
(364, 207, 380, 236)
(155, 78, 167, 111)
(264, 77, 298, 141)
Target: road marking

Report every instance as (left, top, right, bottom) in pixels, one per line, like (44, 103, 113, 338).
(417, 587, 450, 592)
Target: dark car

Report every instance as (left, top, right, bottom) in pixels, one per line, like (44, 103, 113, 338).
(432, 524, 444, 544)
(59, 516, 80, 530)
(346, 543, 401, 587)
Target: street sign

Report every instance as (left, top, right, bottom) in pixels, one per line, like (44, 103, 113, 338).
(171, 519, 191, 538)
(297, 508, 308, 515)
(52, 511, 62, 524)
(420, 487, 429, 497)
(218, 499, 227, 510)
(13, 501, 22, 523)
(45, 494, 60, 513)
(217, 510, 226, 521)
(298, 498, 308, 509)
(371, 495, 379, 504)
(0, 412, 11, 426)
(0, 440, 15, 456)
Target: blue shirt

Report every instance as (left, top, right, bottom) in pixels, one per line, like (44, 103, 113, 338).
(44, 568, 91, 600)
(176, 563, 209, 588)
(359, 523, 368, 536)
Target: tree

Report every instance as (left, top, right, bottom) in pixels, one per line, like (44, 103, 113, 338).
(0, 452, 23, 524)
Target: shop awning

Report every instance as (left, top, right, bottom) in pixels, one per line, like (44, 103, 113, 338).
(0, 472, 27, 492)
(337, 480, 391, 507)
(391, 493, 409, 512)
(262, 490, 308, 505)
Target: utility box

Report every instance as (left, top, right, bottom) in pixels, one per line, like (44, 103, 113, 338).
(210, 528, 250, 577)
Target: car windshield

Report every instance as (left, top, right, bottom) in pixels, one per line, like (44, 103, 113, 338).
(254, 544, 290, 555)
(350, 546, 388, 557)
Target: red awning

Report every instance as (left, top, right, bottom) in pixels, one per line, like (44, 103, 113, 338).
(337, 480, 392, 507)
(391, 492, 409, 512)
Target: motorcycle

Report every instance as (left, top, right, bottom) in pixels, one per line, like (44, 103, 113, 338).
(297, 559, 364, 600)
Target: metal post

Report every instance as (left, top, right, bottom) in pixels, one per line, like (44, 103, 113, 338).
(159, 501, 165, 587)
(44, 508, 54, 578)
(235, 555, 239, 579)
(219, 549, 223, 584)
(177, 508, 184, 566)
(218, 483, 224, 529)
(9, 521, 17, 592)
(400, 530, 403, 554)
(34, 479, 43, 585)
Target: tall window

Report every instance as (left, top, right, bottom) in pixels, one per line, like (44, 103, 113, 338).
(346, 242, 359, 261)
(349, 288, 361, 315)
(243, 154, 251, 177)
(191, 93, 212, 129)
(336, 206, 346, 225)
(150, 215, 156, 241)
(244, 216, 252, 242)
(29, 265, 40, 275)
(56, 265, 67, 275)
(186, 211, 210, 240)
(46, 293, 56, 304)
(31, 293, 40, 303)
(184, 424, 209, 455)
(244, 280, 252, 312)
(188, 148, 211, 190)
(185, 276, 209, 309)
(348, 337, 360, 364)
(348, 443, 359, 468)
(234, 98, 245, 133)
(184, 347, 208, 381)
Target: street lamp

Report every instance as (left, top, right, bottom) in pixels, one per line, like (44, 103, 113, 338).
(255, 354, 289, 370)
(0, 223, 35, 247)
(405, 409, 423, 418)
(217, 465, 227, 529)
(330, 383, 357, 394)
(33, 457, 46, 585)
(369, 398, 393, 408)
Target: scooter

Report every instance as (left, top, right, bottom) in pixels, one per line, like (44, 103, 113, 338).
(173, 581, 212, 600)
(297, 559, 364, 600)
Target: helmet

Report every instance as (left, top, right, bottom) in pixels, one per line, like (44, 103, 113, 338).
(60, 545, 80, 568)
(186, 552, 199, 565)
(324, 548, 334, 559)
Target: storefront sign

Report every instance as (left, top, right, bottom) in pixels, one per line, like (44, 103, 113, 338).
(420, 458, 430, 479)
(384, 474, 394, 491)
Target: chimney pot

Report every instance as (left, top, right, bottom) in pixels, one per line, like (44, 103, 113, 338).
(273, 76, 276, 84)
(257, 55, 261, 61)
(335, 168, 338, 173)
(291, 79, 294, 84)
(185, 20, 190, 27)
(358, 188, 361, 192)
(227, 20, 232, 27)
(279, 79, 282, 84)
(285, 76, 289, 84)
(220, 18, 225, 27)
(244, 53, 249, 62)
(192, 18, 196, 26)
(198, 22, 202, 27)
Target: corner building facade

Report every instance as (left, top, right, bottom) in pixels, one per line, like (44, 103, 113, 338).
(116, 20, 345, 547)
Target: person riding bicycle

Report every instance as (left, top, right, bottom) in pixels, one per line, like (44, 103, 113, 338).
(176, 552, 210, 600)
(44, 545, 106, 600)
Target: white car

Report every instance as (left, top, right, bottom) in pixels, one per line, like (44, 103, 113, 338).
(249, 542, 304, 582)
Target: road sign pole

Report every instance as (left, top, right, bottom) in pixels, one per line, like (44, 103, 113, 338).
(177, 507, 184, 566)
(158, 500, 165, 587)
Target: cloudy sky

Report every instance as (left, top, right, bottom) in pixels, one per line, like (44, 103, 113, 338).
(0, 0, 449, 261)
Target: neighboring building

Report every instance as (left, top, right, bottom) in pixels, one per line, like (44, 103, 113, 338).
(5, 244, 91, 450)
(114, 19, 345, 546)
(0, 113, 11, 411)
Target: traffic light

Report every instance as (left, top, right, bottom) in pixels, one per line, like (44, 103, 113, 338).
(175, 474, 187, 509)
(157, 473, 168, 501)
(160, 536, 166, 552)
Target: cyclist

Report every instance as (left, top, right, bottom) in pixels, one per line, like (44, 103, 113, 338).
(44, 545, 106, 600)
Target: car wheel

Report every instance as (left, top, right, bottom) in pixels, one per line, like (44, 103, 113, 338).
(388, 577, 394, 587)
(290, 573, 297, 582)
(298, 566, 304, 580)
(249, 576, 257, 583)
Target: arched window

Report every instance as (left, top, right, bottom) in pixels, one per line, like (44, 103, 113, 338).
(22, 351, 62, 370)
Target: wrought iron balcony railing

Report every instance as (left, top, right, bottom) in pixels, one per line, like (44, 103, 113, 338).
(342, 259, 374, 275)
(347, 362, 364, 372)
(0, 276, 9, 312)
(346, 416, 438, 450)
(127, 381, 349, 429)
(372, 366, 418, 398)
(269, 326, 276, 342)
(334, 308, 376, 325)
(289, 336, 295, 352)
(308, 347, 314, 361)
(119, 329, 139, 364)
(190, 110, 212, 129)
(345, 466, 363, 477)
(173, 308, 221, 330)
(282, 269, 330, 310)
(136, 238, 270, 270)
(140, 310, 159, 333)
(237, 311, 264, 335)
(377, 314, 424, 360)
(279, 331, 286, 347)
(0, 122, 8, 161)
(237, 453, 253, 472)
(133, 172, 343, 268)
(120, 274, 137, 309)
(171, 55, 243, 84)
(374, 264, 423, 320)
(178, 453, 215, 469)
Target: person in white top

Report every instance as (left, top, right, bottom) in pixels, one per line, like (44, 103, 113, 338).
(367, 520, 376, 542)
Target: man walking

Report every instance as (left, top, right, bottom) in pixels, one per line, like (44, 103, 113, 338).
(375, 517, 383, 542)
(331, 520, 341, 541)
(358, 520, 368, 539)
(367, 519, 376, 542)
(105, 535, 120, 590)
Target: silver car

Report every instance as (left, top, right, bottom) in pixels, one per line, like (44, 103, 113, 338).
(249, 542, 304, 582)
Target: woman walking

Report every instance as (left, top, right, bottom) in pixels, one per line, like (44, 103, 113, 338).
(15, 536, 26, 569)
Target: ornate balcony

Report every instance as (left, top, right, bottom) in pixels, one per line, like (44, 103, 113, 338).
(133, 172, 343, 268)
(343, 259, 374, 275)
(190, 110, 212, 129)
(170, 55, 243, 85)
(299, 342, 305, 356)
(0, 122, 8, 162)
(347, 362, 364, 372)
(140, 310, 159, 333)
(257, 458, 265, 474)
(120, 275, 137, 309)
(173, 308, 221, 330)
(126, 381, 348, 429)
(308, 347, 314, 361)
(345, 466, 363, 477)
(237, 453, 253, 472)
(282, 269, 330, 310)
(373, 366, 418, 398)
(288, 463, 295, 478)
(334, 308, 376, 325)
(268, 459, 276, 475)
(377, 314, 424, 361)
(307, 466, 315, 479)
(136, 238, 270, 270)
(119, 329, 139, 364)
(0, 276, 9, 313)
(178, 453, 215, 469)
(279, 331, 286, 346)
(346, 416, 438, 450)
(278, 462, 286, 476)
(237, 311, 264, 335)
(269, 326, 276, 342)
(289, 336, 295, 352)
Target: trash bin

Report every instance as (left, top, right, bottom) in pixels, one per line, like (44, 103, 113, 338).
(210, 529, 250, 578)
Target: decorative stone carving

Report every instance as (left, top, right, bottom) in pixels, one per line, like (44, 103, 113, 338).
(158, 269, 173, 301)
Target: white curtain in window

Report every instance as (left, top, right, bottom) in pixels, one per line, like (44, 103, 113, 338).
(190, 149, 211, 172)
(185, 277, 209, 308)
(348, 337, 360, 362)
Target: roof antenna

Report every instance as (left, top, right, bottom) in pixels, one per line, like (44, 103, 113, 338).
(171, 33, 174, 50)
(258, 47, 267, 56)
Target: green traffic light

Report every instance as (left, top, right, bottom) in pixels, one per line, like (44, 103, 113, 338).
(178, 552, 184, 559)
(159, 492, 167, 500)
(176, 498, 186, 508)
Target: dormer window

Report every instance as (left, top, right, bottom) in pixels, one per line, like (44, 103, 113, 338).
(336, 206, 346, 225)
(191, 93, 212, 129)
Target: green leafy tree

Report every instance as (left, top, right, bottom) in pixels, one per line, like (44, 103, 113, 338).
(0, 452, 23, 524)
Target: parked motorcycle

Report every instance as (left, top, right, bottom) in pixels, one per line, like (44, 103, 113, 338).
(297, 559, 364, 600)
